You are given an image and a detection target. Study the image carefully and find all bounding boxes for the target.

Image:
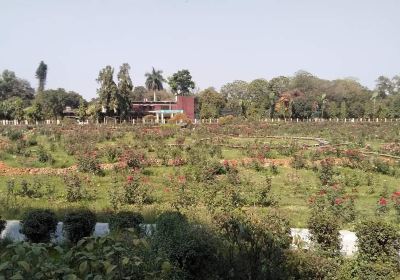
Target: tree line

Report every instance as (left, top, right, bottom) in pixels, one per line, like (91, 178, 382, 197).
(1, 61, 399, 121)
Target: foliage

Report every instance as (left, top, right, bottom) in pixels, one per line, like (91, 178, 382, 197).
(0, 216, 5, 235)
(0, 70, 34, 102)
(20, 209, 58, 243)
(308, 211, 341, 256)
(168, 69, 195, 96)
(63, 209, 97, 243)
(152, 211, 221, 279)
(145, 67, 166, 101)
(356, 219, 400, 264)
(76, 154, 103, 175)
(63, 174, 93, 202)
(109, 211, 143, 232)
(35, 61, 48, 93)
(199, 87, 225, 118)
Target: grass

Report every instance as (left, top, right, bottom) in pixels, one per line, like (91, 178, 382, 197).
(0, 123, 400, 229)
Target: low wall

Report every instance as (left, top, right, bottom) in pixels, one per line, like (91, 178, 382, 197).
(1, 221, 357, 256)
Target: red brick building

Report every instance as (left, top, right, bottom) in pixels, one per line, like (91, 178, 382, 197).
(131, 96, 195, 121)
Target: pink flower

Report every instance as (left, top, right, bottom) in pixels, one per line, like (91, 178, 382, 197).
(127, 175, 133, 183)
(334, 198, 343, 205)
(379, 197, 387, 206)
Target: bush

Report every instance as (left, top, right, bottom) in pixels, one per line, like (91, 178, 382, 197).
(37, 145, 54, 164)
(64, 174, 86, 202)
(109, 211, 143, 232)
(356, 219, 400, 264)
(20, 209, 58, 243)
(77, 154, 103, 175)
(308, 211, 341, 256)
(0, 216, 6, 235)
(63, 209, 97, 243)
(152, 211, 221, 279)
(7, 129, 23, 141)
(291, 152, 307, 169)
(287, 250, 339, 280)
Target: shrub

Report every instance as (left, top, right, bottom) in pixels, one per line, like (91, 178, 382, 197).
(319, 158, 336, 185)
(109, 211, 143, 232)
(121, 150, 145, 170)
(291, 152, 307, 169)
(124, 174, 151, 205)
(63, 210, 96, 243)
(103, 145, 121, 163)
(77, 154, 103, 175)
(18, 179, 46, 198)
(168, 113, 192, 125)
(64, 174, 86, 202)
(374, 158, 393, 175)
(37, 145, 54, 164)
(20, 209, 58, 243)
(356, 219, 400, 264)
(0, 216, 6, 235)
(152, 211, 221, 279)
(287, 250, 339, 280)
(7, 129, 23, 141)
(308, 211, 341, 256)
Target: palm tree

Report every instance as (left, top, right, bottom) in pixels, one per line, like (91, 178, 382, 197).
(145, 67, 166, 101)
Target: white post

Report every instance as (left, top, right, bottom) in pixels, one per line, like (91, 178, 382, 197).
(161, 113, 164, 124)
(156, 113, 159, 124)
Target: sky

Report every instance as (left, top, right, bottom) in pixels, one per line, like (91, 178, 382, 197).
(1, 0, 399, 100)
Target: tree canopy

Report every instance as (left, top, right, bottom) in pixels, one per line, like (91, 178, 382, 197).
(168, 69, 195, 96)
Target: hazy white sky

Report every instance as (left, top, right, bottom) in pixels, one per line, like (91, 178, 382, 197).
(1, 0, 399, 99)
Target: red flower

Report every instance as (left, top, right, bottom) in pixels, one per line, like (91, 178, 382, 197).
(379, 197, 387, 206)
(318, 190, 327, 195)
(127, 175, 133, 183)
(392, 191, 400, 197)
(334, 198, 343, 205)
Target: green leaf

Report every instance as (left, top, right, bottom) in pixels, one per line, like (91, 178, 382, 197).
(63, 274, 78, 280)
(17, 261, 30, 272)
(0, 261, 10, 271)
(122, 257, 129, 265)
(106, 265, 116, 275)
(85, 242, 94, 251)
(79, 261, 88, 274)
(32, 246, 41, 256)
(10, 273, 24, 280)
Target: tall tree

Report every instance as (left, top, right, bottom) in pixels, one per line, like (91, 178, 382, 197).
(220, 80, 249, 116)
(168, 69, 195, 96)
(247, 79, 270, 118)
(131, 86, 147, 101)
(78, 98, 87, 121)
(35, 88, 83, 119)
(199, 88, 225, 119)
(96, 66, 118, 116)
(0, 70, 34, 101)
(375, 76, 394, 97)
(35, 61, 48, 93)
(117, 63, 133, 119)
(145, 67, 166, 101)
